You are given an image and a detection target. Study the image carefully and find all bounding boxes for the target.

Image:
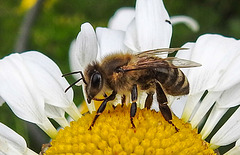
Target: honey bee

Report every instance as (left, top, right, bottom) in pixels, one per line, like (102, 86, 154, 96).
(64, 48, 201, 130)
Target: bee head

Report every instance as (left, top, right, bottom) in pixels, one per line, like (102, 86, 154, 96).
(85, 64, 103, 103)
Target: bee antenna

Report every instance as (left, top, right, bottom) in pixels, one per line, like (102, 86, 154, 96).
(62, 71, 87, 84)
(62, 71, 87, 93)
(65, 78, 83, 93)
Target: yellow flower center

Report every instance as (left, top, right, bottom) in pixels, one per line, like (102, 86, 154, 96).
(44, 105, 215, 155)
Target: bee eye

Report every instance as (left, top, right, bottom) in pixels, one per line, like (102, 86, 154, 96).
(91, 72, 102, 89)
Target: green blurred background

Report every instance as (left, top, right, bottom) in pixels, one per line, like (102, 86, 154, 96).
(1, 0, 240, 153)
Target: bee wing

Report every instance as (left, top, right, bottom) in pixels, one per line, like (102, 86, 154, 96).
(164, 57, 202, 68)
(121, 56, 201, 72)
(136, 48, 188, 57)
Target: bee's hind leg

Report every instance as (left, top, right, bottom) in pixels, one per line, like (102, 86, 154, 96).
(89, 91, 117, 130)
(130, 84, 138, 128)
(155, 82, 179, 132)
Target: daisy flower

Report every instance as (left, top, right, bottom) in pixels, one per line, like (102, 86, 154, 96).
(1, 0, 240, 155)
(67, 0, 240, 154)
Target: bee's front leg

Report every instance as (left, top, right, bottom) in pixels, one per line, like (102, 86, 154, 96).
(130, 84, 138, 128)
(89, 91, 117, 130)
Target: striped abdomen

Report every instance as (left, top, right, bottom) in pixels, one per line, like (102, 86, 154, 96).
(154, 67, 189, 96)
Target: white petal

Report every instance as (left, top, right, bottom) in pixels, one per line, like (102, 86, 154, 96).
(150, 94, 158, 112)
(108, 94, 122, 107)
(217, 83, 240, 108)
(176, 42, 196, 60)
(215, 53, 240, 91)
(180, 34, 239, 94)
(190, 91, 222, 128)
(64, 102, 83, 121)
(135, 0, 172, 50)
(125, 0, 172, 52)
(22, 51, 73, 108)
(171, 15, 199, 32)
(186, 85, 239, 130)
(171, 95, 188, 118)
(0, 53, 57, 138)
(69, 39, 79, 71)
(209, 37, 240, 92)
(44, 104, 69, 128)
(201, 83, 240, 139)
(0, 97, 4, 106)
(108, 7, 135, 31)
(181, 92, 203, 122)
(137, 90, 148, 109)
(0, 123, 37, 155)
(124, 20, 139, 52)
(200, 104, 228, 139)
(21, 51, 81, 120)
(69, 40, 84, 85)
(0, 53, 45, 124)
(96, 27, 128, 60)
(224, 139, 240, 155)
(25, 149, 37, 155)
(210, 107, 240, 148)
(179, 34, 240, 122)
(70, 22, 98, 72)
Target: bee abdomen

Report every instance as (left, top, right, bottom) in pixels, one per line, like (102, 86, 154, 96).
(156, 68, 189, 96)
